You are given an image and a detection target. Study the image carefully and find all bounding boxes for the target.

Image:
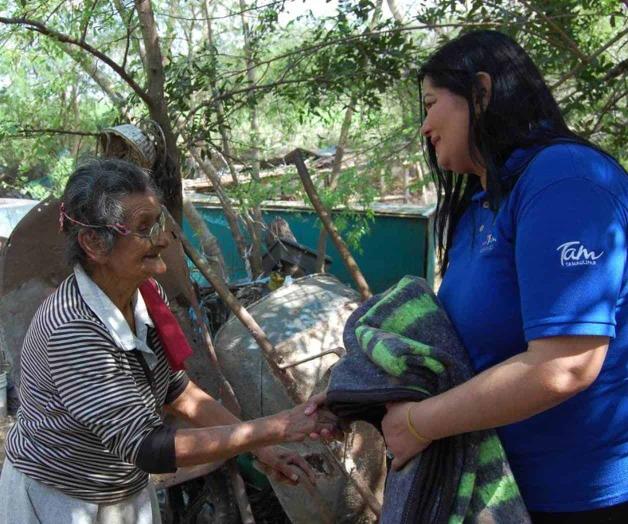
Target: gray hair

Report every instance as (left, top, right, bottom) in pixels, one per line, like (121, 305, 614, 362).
(60, 158, 161, 266)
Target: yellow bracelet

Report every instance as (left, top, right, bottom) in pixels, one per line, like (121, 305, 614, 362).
(406, 404, 432, 444)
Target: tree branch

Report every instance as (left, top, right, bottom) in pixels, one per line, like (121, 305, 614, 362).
(113, 0, 147, 69)
(79, 0, 97, 44)
(8, 128, 100, 138)
(215, 13, 580, 85)
(552, 27, 628, 90)
(215, 22, 464, 82)
(154, 0, 284, 22)
(121, 8, 134, 71)
(184, 76, 330, 124)
(602, 57, 628, 84)
(558, 57, 628, 109)
(57, 42, 127, 109)
(0, 15, 151, 107)
(45, 0, 69, 23)
(516, 0, 589, 62)
(387, 0, 406, 24)
(586, 87, 627, 137)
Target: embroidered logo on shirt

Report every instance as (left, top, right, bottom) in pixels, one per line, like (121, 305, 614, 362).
(480, 233, 497, 253)
(557, 241, 604, 267)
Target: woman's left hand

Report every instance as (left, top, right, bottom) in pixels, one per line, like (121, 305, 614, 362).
(382, 402, 433, 471)
(252, 445, 316, 485)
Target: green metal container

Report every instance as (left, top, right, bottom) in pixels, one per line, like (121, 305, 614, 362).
(184, 196, 435, 293)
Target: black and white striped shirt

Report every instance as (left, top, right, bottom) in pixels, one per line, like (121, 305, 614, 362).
(6, 267, 188, 503)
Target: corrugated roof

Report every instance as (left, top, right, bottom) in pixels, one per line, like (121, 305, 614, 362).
(186, 192, 435, 218)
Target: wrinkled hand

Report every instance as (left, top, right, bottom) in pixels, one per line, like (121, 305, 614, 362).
(252, 445, 316, 485)
(381, 402, 432, 471)
(273, 399, 336, 443)
(304, 392, 348, 441)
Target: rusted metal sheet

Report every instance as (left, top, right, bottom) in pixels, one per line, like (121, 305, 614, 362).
(0, 199, 69, 296)
(214, 274, 386, 523)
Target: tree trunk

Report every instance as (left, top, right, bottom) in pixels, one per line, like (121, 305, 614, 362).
(113, 0, 147, 69)
(182, 195, 227, 282)
(162, 0, 181, 62)
(289, 150, 372, 302)
(239, 0, 264, 278)
(416, 160, 430, 205)
(397, 82, 420, 203)
(69, 83, 82, 162)
(134, 0, 183, 222)
(201, 0, 261, 279)
(188, 147, 249, 266)
(176, 215, 381, 522)
(61, 45, 126, 110)
(315, 104, 354, 272)
(386, 0, 405, 23)
(315, 2, 382, 271)
(202, 0, 239, 185)
(403, 168, 411, 203)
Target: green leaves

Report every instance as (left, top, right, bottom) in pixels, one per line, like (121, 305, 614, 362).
(0, 0, 625, 204)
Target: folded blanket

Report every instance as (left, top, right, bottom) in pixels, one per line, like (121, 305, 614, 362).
(327, 276, 530, 524)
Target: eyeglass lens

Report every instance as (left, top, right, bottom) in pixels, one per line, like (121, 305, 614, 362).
(148, 212, 166, 243)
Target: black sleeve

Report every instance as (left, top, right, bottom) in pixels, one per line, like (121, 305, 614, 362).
(136, 425, 177, 474)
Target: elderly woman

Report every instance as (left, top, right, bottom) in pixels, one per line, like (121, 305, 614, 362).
(0, 159, 334, 523)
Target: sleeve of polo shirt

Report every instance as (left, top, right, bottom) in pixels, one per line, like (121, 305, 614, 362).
(515, 176, 626, 341)
(47, 320, 172, 468)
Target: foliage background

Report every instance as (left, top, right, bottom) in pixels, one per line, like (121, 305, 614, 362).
(0, 0, 625, 205)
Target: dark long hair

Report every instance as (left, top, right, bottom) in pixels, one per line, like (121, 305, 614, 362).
(418, 30, 591, 274)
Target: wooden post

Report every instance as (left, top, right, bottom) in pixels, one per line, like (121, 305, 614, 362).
(181, 241, 254, 523)
(287, 149, 372, 302)
(167, 215, 303, 400)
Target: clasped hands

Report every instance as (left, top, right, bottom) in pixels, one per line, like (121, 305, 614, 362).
(252, 392, 345, 485)
(254, 397, 433, 484)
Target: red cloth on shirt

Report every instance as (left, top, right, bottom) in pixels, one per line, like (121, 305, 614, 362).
(139, 279, 193, 371)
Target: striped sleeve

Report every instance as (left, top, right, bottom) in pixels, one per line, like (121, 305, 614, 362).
(47, 320, 164, 466)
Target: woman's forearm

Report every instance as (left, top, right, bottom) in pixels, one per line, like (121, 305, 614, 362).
(412, 341, 602, 440)
(167, 380, 241, 428)
(170, 382, 281, 466)
(168, 381, 336, 467)
(173, 416, 283, 467)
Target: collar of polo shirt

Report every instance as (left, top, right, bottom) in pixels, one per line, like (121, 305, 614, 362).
(74, 264, 158, 369)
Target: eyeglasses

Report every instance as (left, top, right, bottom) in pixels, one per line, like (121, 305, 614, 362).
(125, 210, 167, 246)
(59, 204, 168, 246)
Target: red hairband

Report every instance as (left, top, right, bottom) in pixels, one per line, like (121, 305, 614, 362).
(58, 203, 131, 236)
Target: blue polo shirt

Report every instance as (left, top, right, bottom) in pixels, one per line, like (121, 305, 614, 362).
(438, 143, 628, 512)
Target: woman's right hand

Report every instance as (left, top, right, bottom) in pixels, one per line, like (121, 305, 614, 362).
(271, 402, 338, 443)
(382, 402, 433, 470)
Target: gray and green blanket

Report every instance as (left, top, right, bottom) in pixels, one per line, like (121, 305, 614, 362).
(326, 276, 530, 524)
